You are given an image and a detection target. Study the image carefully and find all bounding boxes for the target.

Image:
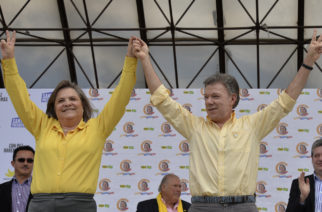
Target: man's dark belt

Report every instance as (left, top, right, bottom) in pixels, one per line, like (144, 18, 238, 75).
(191, 195, 256, 204)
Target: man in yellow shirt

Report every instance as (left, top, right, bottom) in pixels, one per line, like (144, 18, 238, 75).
(130, 31, 322, 212)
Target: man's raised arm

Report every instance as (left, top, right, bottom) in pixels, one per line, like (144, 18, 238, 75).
(131, 37, 162, 94)
(286, 30, 322, 100)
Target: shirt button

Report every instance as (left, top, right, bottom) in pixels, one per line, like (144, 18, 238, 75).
(57, 172, 61, 175)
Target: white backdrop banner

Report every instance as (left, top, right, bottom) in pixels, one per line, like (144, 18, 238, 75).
(0, 88, 322, 212)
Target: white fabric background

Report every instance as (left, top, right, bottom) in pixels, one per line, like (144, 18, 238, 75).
(0, 88, 321, 212)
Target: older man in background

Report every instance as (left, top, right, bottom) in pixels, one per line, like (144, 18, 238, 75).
(136, 174, 191, 212)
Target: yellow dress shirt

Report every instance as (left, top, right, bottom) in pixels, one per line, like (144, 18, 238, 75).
(151, 85, 295, 196)
(2, 57, 137, 194)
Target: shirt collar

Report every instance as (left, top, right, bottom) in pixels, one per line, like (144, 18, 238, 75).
(206, 111, 236, 126)
(161, 197, 179, 210)
(314, 172, 322, 181)
(13, 175, 32, 185)
(52, 118, 87, 133)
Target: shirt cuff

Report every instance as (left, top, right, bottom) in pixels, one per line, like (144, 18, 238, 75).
(123, 56, 137, 73)
(150, 84, 170, 106)
(1, 58, 18, 75)
(279, 90, 296, 112)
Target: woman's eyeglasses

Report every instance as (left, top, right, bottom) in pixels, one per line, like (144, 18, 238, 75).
(17, 158, 34, 163)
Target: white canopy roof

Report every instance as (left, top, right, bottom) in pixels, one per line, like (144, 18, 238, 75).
(1, 0, 321, 88)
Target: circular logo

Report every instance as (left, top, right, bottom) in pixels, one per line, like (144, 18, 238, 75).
(104, 140, 114, 152)
(179, 140, 190, 153)
(317, 124, 322, 136)
(141, 140, 152, 152)
(88, 88, 99, 97)
(98, 178, 111, 191)
(117, 199, 128, 211)
(180, 179, 189, 192)
(260, 142, 268, 154)
(200, 88, 205, 97)
(257, 104, 267, 112)
(159, 160, 170, 172)
(276, 162, 288, 175)
(131, 89, 136, 97)
(256, 181, 267, 194)
(138, 179, 150, 192)
(296, 142, 308, 155)
(240, 88, 250, 97)
(275, 201, 287, 212)
(143, 104, 154, 115)
(169, 88, 174, 97)
(277, 89, 285, 95)
(296, 104, 309, 117)
(161, 122, 172, 134)
(317, 88, 322, 98)
(276, 123, 288, 135)
(120, 160, 131, 172)
(123, 122, 134, 134)
(183, 103, 192, 113)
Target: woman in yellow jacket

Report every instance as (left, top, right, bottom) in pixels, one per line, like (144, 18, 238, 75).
(1, 30, 140, 212)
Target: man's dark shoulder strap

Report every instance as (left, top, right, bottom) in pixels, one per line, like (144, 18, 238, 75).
(181, 199, 191, 210)
(308, 174, 315, 211)
(0, 179, 13, 212)
(0, 179, 13, 192)
(138, 199, 159, 212)
(0, 179, 13, 186)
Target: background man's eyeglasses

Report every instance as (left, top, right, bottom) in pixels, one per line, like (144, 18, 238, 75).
(17, 158, 34, 163)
